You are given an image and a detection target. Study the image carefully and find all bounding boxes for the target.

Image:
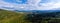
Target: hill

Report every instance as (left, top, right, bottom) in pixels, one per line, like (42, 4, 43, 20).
(1, 9, 60, 23)
(0, 9, 31, 23)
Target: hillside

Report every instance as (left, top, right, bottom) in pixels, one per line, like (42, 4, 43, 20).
(1, 9, 60, 23)
(0, 9, 31, 23)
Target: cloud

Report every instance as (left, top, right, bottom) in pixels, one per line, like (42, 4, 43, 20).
(37, 0, 60, 10)
(0, 0, 60, 11)
(0, 0, 28, 10)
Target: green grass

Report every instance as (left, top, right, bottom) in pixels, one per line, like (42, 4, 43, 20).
(0, 9, 31, 23)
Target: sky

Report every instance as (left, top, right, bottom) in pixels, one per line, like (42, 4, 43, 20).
(3, 0, 27, 4)
(0, 0, 60, 11)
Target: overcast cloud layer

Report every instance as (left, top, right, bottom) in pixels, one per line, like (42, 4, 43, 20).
(0, 0, 60, 11)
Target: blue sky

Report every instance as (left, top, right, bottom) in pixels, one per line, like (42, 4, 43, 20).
(40, 0, 51, 3)
(0, 0, 60, 11)
(3, 0, 27, 4)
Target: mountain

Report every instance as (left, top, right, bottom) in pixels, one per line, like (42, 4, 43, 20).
(14, 10, 60, 13)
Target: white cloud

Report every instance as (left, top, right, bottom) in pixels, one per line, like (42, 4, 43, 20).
(0, 0, 27, 10)
(0, 0, 60, 11)
(36, 0, 60, 10)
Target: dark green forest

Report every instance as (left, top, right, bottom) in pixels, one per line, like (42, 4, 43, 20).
(25, 11, 60, 23)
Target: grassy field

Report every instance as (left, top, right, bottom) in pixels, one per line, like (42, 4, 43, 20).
(0, 9, 32, 23)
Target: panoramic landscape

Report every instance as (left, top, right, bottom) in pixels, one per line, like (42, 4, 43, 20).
(0, 0, 60, 23)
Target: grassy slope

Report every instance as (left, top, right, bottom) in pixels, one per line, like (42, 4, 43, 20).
(0, 9, 31, 23)
(1, 9, 60, 23)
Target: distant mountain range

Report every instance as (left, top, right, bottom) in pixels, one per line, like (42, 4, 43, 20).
(0, 8, 60, 13)
(14, 10, 60, 13)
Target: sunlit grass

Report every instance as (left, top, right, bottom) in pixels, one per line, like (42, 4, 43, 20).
(0, 9, 31, 23)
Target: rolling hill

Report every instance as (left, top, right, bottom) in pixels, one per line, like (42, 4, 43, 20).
(0, 9, 31, 23)
(1, 9, 60, 23)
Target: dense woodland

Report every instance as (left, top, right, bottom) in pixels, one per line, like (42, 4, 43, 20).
(25, 11, 60, 23)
